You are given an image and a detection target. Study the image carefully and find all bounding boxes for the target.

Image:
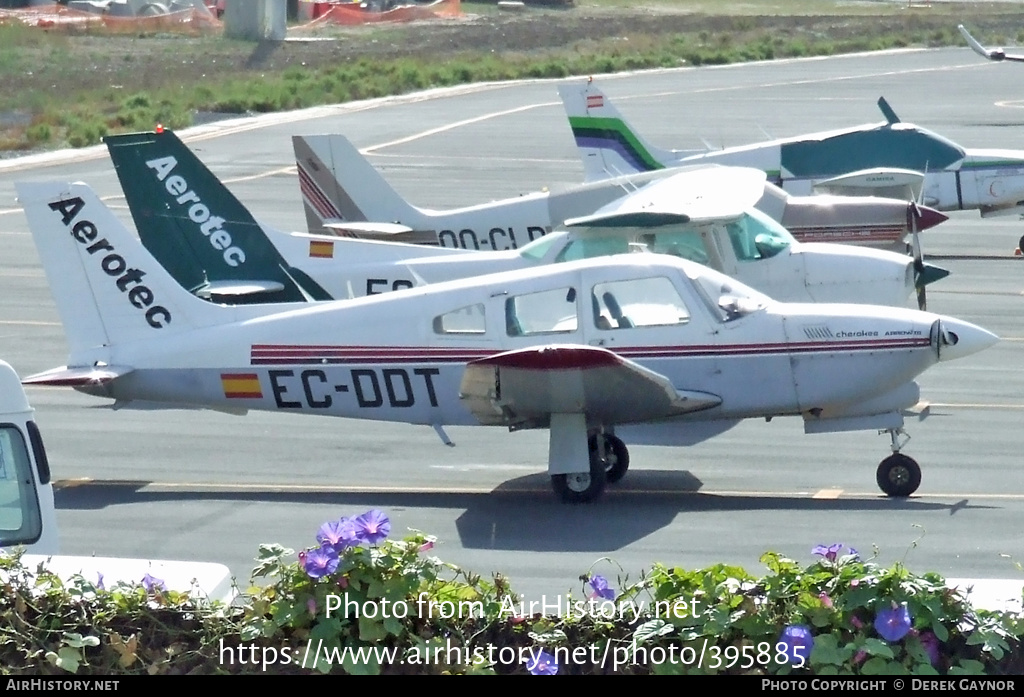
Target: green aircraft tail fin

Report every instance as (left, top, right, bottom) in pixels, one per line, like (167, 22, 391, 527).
(104, 130, 332, 303)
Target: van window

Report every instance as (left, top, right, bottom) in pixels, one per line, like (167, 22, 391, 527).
(0, 424, 43, 547)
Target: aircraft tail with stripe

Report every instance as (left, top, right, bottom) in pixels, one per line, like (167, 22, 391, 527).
(104, 130, 332, 303)
(293, 134, 430, 237)
(557, 81, 706, 181)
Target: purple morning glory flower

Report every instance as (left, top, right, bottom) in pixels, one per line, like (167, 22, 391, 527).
(317, 518, 358, 553)
(351, 510, 391, 546)
(526, 650, 558, 675)
(303, 545, 340, 579)
(778, 625, 813, 667)
(588, 574, 615, 601)
(141, 572, 165, 593)
(875, 602, 912, 642)
(812, 543, 843, 561)
(919, 630, 940, 666)
(96, 572, 105, 591)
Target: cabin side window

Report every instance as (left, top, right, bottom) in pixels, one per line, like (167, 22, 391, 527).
(591, 277, 691, 330)
(0, 424, 42, 547)
(433, 304, 486, 335)
(505, 287, 578, 336)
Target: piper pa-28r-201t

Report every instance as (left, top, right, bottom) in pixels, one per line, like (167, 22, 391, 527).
(288, 131, 947, 255)
(103, 128, 948, 310)
(16, 180, 997, 503)
(560, 81, 1024, 252)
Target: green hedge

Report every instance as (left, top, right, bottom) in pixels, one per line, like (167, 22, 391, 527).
(2, 511, 1022, 675)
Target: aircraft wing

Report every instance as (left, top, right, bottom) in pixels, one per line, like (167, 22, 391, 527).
(958, 24, 1024, 62)
(812, 167, 925, 201)
(563, 165, 765, 229)
(459, 344, 721, 428)
(22, 365, 133, 387)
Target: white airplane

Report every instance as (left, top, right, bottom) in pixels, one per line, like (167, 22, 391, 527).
(559, 81, 1024, 252)
(104, 129, 948, 310)
(291, 131, 947, 254)
(959, 24, 1024, 63)
(17, 180, 998, 503)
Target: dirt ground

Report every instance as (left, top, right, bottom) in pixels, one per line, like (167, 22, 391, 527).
(5, 4, 1019, 102)
(3, 2, 1022, 136)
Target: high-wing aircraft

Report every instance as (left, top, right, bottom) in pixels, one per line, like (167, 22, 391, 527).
(559, 81, 1024, 252)
(959, 24, 1024, 63)
(104, 129, 948, 310)
(16, 180, 997, 503)
(291, 132, 947, 253)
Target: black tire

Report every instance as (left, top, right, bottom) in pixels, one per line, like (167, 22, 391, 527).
(1018, 234, 1024, 255)
(552, 456, 607, 504)
(876, 453, 921, 497)
(590, 434, 630, 484)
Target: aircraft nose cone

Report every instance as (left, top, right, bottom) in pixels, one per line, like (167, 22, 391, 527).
(934, 317, 999, 362)
(908, 203, 948, 232)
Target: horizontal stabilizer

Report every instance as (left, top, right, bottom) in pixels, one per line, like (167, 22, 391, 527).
(322, 220, 440, 245)
(459, 344, 720, 427)
(812, 168, 924, 200)
(22, 365, 133, 387)
(323, 221, 414, 235)
(565, 166, 765, 229)
(193, 280, 286, 300)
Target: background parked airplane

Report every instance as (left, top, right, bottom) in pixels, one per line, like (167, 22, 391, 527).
(104, 129, 947, 309)
(16, 180, 997, 503)
(291, 132, 947, 254)
(559, 81, 1024, 253)
(959, 24, 1024, 63)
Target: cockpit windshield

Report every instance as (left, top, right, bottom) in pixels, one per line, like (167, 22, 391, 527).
(684, 265, 769, 322)
(517, 232, 566, 262)
(725, 208, 793, 261)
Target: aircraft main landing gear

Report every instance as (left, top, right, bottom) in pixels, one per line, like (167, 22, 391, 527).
(876, 428, 921, 497)
(551, 455, 606, 504)
(589, 433, 630, 484)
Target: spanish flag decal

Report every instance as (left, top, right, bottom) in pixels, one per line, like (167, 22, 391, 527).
(309, 240, 334, 259)
(222, 373, 262, 399)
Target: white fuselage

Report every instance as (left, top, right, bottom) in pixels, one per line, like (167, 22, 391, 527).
(259, 219, 918, 308)
(77, 256, 988, 445)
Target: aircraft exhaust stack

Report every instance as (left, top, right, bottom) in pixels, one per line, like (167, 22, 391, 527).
(932, 317, 999, 363)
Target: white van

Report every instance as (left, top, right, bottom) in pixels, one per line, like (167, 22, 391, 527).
(0, 359, 235, 602)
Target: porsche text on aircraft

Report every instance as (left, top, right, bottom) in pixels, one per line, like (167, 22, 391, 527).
(559, 81, 1024, 252)
(103, 129, 948, 310)
(16, 180, 997, 503)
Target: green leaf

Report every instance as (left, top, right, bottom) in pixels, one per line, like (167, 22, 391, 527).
(861, 638, 895, 659)
(358, 615, 386, 642)
(633, 619, 675, 643)
(47, 647, 82, 674)
(860, 656, 888, 675)
(62, 632, 99, 649)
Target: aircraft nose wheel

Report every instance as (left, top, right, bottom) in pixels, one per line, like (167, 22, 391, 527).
(551, 456, 607, 504)
(876, 453, 921, 497)
(589, 433, 630, 484)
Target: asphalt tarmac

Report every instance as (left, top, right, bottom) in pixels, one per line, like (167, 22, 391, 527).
(1, 47, 1022, 602)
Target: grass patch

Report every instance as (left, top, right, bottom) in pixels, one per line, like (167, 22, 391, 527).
(1, 3, 1021, 150)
